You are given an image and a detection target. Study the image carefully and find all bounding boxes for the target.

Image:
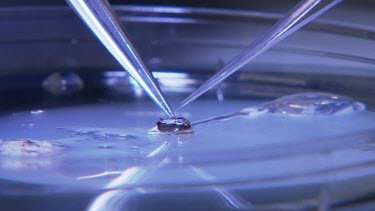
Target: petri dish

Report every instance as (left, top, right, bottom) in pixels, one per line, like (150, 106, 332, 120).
(0, 2, 374, 211)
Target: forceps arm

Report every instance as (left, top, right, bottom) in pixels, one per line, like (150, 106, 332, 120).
(67, 0, 175, 117)
(180, 0, 342, 108)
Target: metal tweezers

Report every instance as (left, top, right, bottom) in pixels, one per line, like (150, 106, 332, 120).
(66, 0, 175, 117)
(179, 0, 342, 108)
(67, 0, 342, 115)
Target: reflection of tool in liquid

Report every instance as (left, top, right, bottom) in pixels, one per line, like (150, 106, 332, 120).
(79, 140, 252, 211)
(66, 0, 175, 118)
(180, 0, 343, 108)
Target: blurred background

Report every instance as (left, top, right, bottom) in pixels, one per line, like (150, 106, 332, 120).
(0, 0, 374, 112)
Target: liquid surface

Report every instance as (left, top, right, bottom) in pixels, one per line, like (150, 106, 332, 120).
(0, 92, 374, 211)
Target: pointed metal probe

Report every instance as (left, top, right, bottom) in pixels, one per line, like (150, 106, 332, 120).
(180, 0, 342, 109)
(67, 0, 175, 117)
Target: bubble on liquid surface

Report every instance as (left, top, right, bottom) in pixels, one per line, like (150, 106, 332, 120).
(251, 92, 366, 116)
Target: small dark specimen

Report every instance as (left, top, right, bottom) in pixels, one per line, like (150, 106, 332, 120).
(157, 117, 191, 132)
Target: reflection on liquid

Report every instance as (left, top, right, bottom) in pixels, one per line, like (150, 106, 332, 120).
(191, 167, 253, 210)
(82, 130, 374, 210)
(0, 156, 54, 171)
(82, 136, 252, 211)
(84, 142, 171, 211)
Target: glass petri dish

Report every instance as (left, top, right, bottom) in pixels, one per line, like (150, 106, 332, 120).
(0, 2, 374, 211)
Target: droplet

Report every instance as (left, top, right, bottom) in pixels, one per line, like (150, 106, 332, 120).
(42, 72, 84, 96)
(194, 92, 367, 127)
(242, 92, 366, 116)
(265, 92, 364, 115)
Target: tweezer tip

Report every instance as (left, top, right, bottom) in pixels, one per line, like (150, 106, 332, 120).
(179, 86, 206, 110)
(179, 94, 200, 110)
(177, 102, 187, 110)
(178, 97, 192, 110)
(164, 106, 175, 118)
